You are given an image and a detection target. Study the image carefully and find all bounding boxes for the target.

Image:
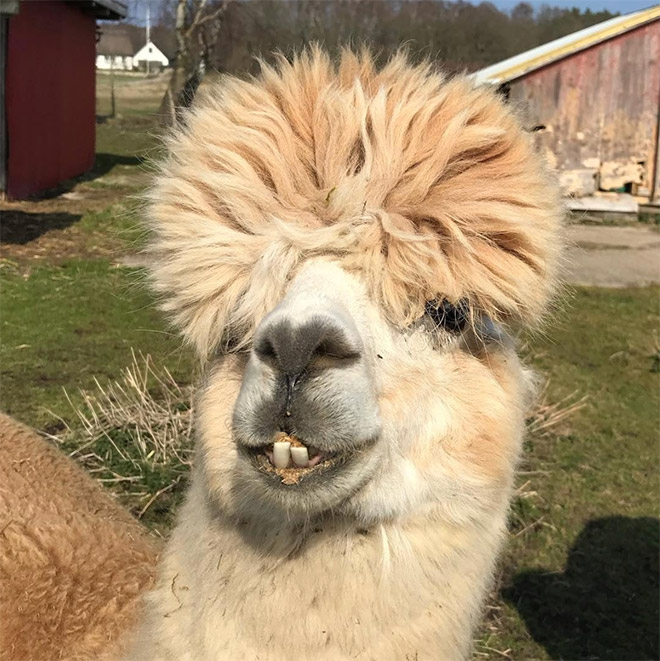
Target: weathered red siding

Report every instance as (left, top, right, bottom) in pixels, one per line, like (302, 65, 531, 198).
(6, 0, 96, 199)
(509, 20, 660, 196)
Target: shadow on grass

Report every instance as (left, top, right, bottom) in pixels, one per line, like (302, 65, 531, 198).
(15, 153, 145, 202)
(505, 516, 659, 660)
(0, 210, 83, 244)
(91, 152, 143, 174)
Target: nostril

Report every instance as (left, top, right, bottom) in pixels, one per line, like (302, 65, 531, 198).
(254, 311, 362, 375)
(313, 334, 360, 361)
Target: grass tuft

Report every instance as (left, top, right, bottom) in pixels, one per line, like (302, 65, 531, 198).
(526, 381, 587, 437)
(48, 350, 196, 532)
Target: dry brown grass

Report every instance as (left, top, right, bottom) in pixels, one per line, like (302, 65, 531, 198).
(48, 350, 195, 529)
(526, 381, 587, 436)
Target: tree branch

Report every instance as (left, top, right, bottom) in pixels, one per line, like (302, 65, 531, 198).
(192, 0, 229, 32)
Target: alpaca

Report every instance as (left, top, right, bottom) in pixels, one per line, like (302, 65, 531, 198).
(123, 48, 564, 660)
(0, 413, 159, 661)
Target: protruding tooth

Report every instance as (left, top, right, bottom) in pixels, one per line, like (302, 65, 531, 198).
(273, 442, 291, 469)
(290, 446, 309, 468)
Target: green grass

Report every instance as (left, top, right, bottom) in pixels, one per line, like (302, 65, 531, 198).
(0, 259, 193, 431)
(476, 286, 660, 660)
(77, 201, 150, 251)
(96, 71, 169, 120)
(93, 72, 167, 192)
(96, 117, 162, 160)
(639, 212, 660, 226)
(66, 423, 191, 532)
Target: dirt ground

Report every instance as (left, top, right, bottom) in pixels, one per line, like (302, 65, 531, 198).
(0, 192, 127, 267)
(0, 190, 144, 279)
(566, 224, 660, 287)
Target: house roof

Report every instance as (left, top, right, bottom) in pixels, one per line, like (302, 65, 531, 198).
(472, 4, 660, 86)
(134, 41, 169, 63)
(97, 28, 136, 56)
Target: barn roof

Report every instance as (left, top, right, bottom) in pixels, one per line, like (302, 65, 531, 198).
(76, 0, 127, 20)
(472, 4, 660, 86)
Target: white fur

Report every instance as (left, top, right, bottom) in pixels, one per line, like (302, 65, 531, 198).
(123, 48, 562, 661)
(123, 261, 530, 660)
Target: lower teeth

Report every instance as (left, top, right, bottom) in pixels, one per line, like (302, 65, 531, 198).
(258, 452, 338, 486)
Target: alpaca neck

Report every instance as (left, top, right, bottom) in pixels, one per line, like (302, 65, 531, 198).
(140, 476, 504, 660)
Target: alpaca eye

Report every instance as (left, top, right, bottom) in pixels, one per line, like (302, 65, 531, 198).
(424, 299, 470, 334)
(219, 326, 249, 354)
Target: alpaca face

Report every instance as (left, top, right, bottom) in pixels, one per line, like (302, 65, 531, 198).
(198, 258, 528, 524)
(150, 50, 562, 526)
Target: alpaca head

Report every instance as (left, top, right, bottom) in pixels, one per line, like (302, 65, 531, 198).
(225, 256, 529, 523)
(147, 48, 564, 526)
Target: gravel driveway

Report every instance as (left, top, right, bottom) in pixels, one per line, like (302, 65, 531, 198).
(565, 225, 660, 287)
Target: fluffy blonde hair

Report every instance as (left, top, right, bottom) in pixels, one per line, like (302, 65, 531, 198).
(146, 47, 564, 357)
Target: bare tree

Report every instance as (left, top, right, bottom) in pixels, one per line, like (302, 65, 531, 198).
(155, 0, 616, 124)
(160, 0, 230, 126)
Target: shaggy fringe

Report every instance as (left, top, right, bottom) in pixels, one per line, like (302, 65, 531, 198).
(146, 46, 564, 357)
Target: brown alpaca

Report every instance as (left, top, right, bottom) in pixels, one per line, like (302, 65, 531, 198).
(122, 49, 564, 659)
(0, 413, 158, 661)
(0, 47, 564, 661)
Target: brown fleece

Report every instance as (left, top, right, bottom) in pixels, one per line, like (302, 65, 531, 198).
(0, 413, 159, 661)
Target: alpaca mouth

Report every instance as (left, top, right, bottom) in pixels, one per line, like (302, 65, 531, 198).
(248, 434, 343, 486)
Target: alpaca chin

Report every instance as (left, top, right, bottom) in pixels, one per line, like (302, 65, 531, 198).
(124, 47, 564, 660)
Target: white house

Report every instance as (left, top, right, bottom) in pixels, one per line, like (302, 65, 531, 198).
(96, 29, 135, 71)
(133, 41, 169, 71)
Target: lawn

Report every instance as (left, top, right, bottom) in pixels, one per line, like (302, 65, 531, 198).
(0, 259, 193, 429)
(0, 71, 658, 660)
(476, 286, 659, 660)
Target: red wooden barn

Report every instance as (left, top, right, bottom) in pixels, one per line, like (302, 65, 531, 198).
(473, 5, 660, 206)
(0, 0, 126, 199)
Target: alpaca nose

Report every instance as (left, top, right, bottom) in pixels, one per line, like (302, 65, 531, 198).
(253, 310, 362, 378)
